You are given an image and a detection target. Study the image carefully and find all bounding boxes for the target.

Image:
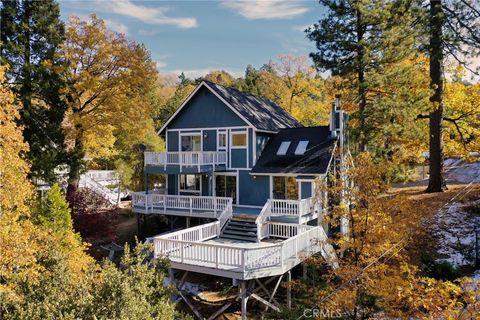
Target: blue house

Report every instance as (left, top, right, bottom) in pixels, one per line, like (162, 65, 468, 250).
(135, 80, 345, 218)
(132, 81, 347, 319)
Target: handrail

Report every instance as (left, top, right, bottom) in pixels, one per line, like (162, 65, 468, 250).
(255, 197, 317, 240)
(152, 222, 339, 271)
(132, 193, 232, 218)
(255, 200, 272, 242)
(79, 174, 118, 205)
(217, 198, 233, 232)
(144, 151, 227, 167)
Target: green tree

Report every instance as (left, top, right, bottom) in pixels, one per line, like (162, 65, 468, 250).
(0, 0, 70, 183)
(307, 0, 418, 151)
(89, 242, 176, 320)
(34, 183, 72, 233)
(419, 0, 480, 192)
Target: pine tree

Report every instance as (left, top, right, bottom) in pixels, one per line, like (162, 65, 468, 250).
(420, 0, 480, 192)
(34, 183, 73, 233)
(0, 0, 70, 183)
(307, 0, 418, 152)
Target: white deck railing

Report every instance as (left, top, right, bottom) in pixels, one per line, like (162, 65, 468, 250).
(152, 223, 337, 272)
(144, 151, 227, 169)
(256, 197, 318, 240)
(132, 193, 233, 219)
(79, 174, 119, 205)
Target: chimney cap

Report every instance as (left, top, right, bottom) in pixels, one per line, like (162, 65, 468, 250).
(335, 93, 341, 98)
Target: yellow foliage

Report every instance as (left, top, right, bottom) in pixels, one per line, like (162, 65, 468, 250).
(0, 66, 34, 216)
(61, 14, 162, 162)
(306, 153, 478, 318)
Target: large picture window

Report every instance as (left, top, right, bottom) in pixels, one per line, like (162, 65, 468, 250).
(181, 135, 201, 151)
(179, 174, 200, 192)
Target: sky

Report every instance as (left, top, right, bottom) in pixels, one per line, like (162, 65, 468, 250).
(58, 0, 326, 79)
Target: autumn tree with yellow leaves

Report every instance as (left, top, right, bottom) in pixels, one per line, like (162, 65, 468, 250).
(61, 14, 162, 192)
(287, 153, 479, 319)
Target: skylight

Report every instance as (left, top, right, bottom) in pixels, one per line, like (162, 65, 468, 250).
(277, 141, 291, 155)
(294, 141, 309, 155)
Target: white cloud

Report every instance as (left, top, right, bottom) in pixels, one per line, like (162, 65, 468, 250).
(101, 0, 198, 29)
(222, 0, 308, 20)
(104, 19, 128, 35)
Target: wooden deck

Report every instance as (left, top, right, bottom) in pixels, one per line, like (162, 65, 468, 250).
(151, 221, 338, 280)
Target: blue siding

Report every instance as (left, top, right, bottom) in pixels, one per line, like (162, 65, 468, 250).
(231, 149, 247, 168)
(203, 129, 216, 151)
(301, 182, 312, 199)
(168, 174, 177, 195)
(168, 86, 246, 129)
(238, 170, 269, 206)
(167, 131, 178, 151)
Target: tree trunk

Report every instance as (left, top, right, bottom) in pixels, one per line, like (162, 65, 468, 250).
(66, 128, 85, 201)
(356, 8, 367, 152)
(426, 0, 447, 193)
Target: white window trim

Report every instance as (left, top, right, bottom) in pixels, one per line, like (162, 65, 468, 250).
(217, 130, 227, 151)
(230, 131, 248, 149)
(213, 171, 238, 205)
(179, 132, 202, 152)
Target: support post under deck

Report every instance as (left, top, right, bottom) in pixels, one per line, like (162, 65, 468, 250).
(240, 280, 247, 320)
(287, 270, 292, 310)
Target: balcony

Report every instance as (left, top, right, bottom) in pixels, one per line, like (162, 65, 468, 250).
(132, 192, 233, 219)
(144, 151, 227, 173)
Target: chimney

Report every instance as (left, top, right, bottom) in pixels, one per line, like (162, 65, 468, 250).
(330, 94, 345, 141)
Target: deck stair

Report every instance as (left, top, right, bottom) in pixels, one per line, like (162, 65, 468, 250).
(219, 216, 257, 242)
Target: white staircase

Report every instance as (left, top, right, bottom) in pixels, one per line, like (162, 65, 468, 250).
(79, 172, 119, 205)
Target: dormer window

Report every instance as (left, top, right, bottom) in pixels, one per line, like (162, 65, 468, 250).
(277, 141, 291, 155)
(295, 141, 309, 155)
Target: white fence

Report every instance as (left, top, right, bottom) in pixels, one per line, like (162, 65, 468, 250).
(144, 151, 227, 169)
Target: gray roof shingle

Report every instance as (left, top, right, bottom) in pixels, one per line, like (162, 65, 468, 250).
(204, 81, 301, 132)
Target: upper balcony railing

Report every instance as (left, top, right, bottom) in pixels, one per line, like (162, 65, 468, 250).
(144, 151, 227, 170)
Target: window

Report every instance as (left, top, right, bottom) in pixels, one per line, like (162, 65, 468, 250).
(231, 132, 247, 147)
(215, 174, 237, 203)
(218, 132, 227, 149)
(181, 135, 201, 151)
(273, 176, 298, 200)
(179, 174, 200, 192)
(294, 141, 309, 155)
(277, 141, 291, 155)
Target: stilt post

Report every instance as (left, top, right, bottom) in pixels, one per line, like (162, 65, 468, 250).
(287, 270, 292, 310)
